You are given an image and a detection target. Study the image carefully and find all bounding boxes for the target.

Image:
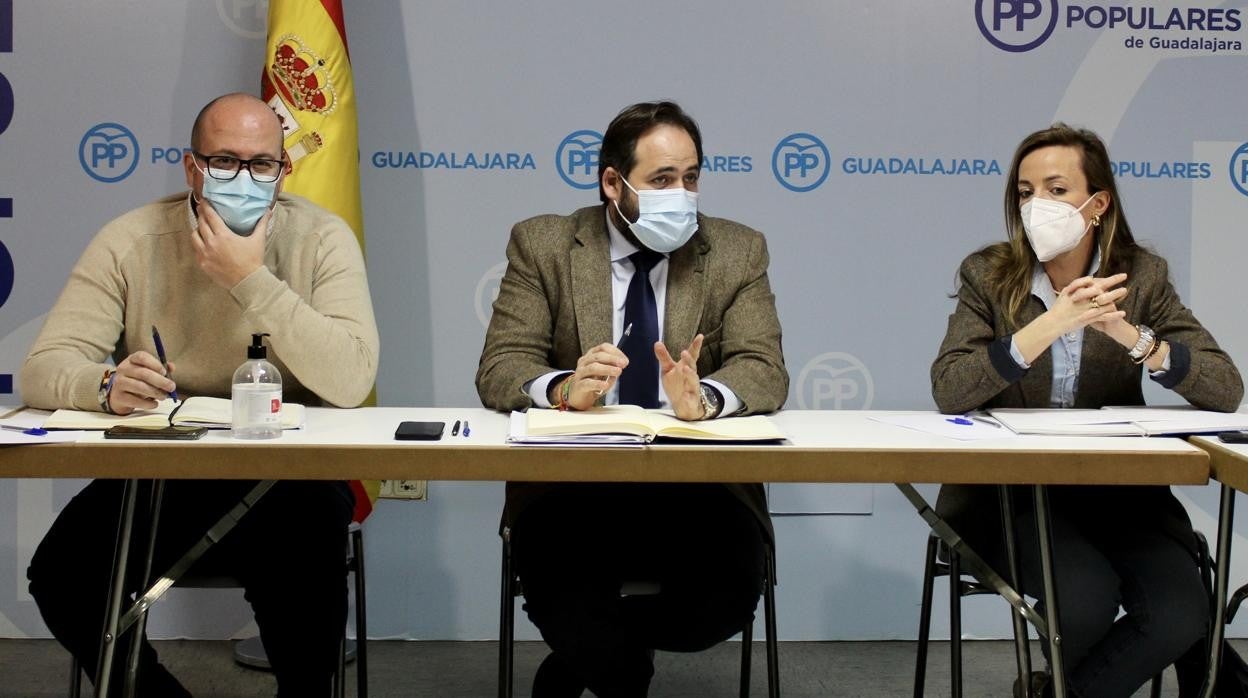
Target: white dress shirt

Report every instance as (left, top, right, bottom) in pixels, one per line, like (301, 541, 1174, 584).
(527, 210, 741, 416)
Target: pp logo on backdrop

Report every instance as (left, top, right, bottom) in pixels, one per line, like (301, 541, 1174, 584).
(975, 0, 1059, 52)
(556, 130, 603, 190)
(79, 123, 139, 183)
(772, 133, 830, 192)
(216, 0, 268, 40)
(1230, 143, 1248, 198)
(475, 261, 508, 328)
(0, 73, 12, 137)
(796, 352, 874, 410)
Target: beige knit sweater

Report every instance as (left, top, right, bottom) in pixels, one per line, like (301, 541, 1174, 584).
(21, 192, 380, 410)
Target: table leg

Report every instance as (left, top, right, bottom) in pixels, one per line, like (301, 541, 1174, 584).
(1202, 483, 1235, 698)
(116, 481, 275, 634)
(94, 479, 141, 698)
(124, 481, 166, 698)
(97, 480, 275, 697)
(999, 486, 1033, 698)
(894, 484, 1047, 633)
(1033, 485, 1066, 698)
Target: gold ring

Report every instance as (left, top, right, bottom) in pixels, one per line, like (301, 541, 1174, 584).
(1091, 297, 1100, 309)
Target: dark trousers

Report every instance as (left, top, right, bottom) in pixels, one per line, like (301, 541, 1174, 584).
(28, 479, 353, 698)
(1007, 491, 1208, 698)
(511, 483, 766, 698)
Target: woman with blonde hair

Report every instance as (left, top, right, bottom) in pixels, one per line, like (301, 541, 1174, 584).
(931, 123, 1242, 697)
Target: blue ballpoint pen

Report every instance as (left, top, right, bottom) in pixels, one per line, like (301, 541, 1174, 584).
(0, 424, 47, 436)
(151, 325, 179, 402)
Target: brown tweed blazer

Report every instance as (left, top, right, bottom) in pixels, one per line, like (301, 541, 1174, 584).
(477, 205, 789, 536)
(931, 244, 1242, 560)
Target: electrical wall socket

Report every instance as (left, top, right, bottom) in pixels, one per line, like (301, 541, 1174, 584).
(379, 479, 427, 500)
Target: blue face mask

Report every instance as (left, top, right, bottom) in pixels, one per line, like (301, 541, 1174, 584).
(614, 175, 699, 254)
(197, 165, 280, 236)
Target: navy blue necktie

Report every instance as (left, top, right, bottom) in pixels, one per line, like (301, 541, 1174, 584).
(618, 249, 663, 408)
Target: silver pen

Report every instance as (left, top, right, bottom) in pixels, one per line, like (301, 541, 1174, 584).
(592, 323, 634, 397)
(970, 415, 1002, 429)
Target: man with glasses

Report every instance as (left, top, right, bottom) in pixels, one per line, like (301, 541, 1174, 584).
(21, 93, 379, 696)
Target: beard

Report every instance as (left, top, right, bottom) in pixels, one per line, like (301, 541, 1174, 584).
(611, 188, 639, 231)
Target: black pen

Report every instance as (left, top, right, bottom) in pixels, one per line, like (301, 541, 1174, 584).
(151, 325, 179, 402)
(451, 420, 461, 436)
(617, 322, 633, 348)
(462, 421, 470, 437)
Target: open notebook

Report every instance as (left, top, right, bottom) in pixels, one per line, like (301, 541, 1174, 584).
(43, 397, 305, 430)
(986, 406, 1248, 437)
(509, 405, 785, 445)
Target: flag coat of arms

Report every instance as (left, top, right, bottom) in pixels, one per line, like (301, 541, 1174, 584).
(262, 0, 381, 521)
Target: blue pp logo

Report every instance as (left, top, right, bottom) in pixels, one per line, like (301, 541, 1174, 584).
(79, 123, 139, 183)
(1230, 143, 1248, 198)
(555, 130, 602, 190)
(0, 74, 12, 137)
(975, 0, 1059, 53)
(772, 133, 830, 192)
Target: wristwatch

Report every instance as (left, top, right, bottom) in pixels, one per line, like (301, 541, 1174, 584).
(97, 368, 116, 414)
(698, 383, 723, 421)
(1128, 325, 1156, 360)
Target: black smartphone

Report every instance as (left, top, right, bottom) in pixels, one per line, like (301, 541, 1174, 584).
(1218, 431, 1248, 444)
(395, 421, 445, 441)
(104, 425, 208, 440)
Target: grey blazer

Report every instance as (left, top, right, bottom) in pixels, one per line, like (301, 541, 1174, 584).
(477, 205, 789, 535)
(930, 245, 1242, 560)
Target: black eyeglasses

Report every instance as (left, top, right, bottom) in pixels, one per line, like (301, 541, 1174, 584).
(193, 151, 285, 183)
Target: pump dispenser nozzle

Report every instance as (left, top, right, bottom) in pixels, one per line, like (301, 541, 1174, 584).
(248, 333, 270, 360)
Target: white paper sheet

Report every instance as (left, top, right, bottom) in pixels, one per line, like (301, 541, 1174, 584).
(868, 413, 1019, 441)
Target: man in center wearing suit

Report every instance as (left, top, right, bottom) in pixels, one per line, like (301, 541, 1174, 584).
(477, 101, 789, 697)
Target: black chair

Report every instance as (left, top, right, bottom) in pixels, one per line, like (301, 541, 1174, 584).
(71, 522, 368, 698)
(498, 527, 781, 698)
(913, 530, 1213, 698)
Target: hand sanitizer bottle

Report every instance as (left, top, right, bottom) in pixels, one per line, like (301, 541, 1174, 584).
(232, 333, 282, 440)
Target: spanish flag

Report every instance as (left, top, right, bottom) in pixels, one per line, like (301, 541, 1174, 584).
(261, 0, 379, 523)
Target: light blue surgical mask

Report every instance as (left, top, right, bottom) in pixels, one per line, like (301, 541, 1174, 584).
(196, 165, 280, 236)
(614, 175, 699, 254)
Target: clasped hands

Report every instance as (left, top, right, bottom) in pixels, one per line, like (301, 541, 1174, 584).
(551, 334, 707, 420)
(1048, 273, 1156, 353)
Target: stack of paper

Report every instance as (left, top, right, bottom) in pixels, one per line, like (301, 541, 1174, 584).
(987, 406, 1248, 437)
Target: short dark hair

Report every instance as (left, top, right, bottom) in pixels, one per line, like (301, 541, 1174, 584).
(598, 101, 703, 203)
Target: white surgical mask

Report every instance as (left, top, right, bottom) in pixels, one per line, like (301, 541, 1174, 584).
(614, 175, 699, 254)
(196, 165, 280, 236)
(1020, 195, 1095, 262)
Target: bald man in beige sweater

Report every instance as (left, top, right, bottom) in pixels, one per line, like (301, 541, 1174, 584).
(22, 94, 378, 697)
